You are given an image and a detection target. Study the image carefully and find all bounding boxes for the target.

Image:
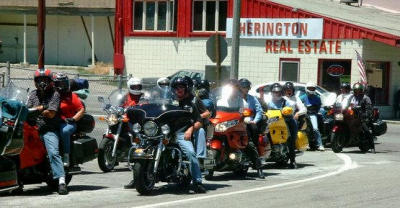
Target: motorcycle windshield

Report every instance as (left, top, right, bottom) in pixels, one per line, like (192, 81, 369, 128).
(106, 88, 128, 107)
(0, 84, 29, 120)
(212, 85, 243, 112)
(0, 84, 28, 103)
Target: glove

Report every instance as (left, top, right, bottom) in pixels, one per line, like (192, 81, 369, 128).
(42, 104, 48, 110)
(65, 118, 75, 124)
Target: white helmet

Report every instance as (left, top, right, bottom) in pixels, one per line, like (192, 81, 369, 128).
(127, 77, 143, 95)
(306, 82, 317, 95)
(157, 77, 170, 90)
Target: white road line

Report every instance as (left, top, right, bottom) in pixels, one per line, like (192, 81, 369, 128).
(133, 153, 353, 208)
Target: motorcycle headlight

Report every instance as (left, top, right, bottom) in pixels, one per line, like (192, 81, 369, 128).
(107, 114, 119, 126)
(161, 124, 170, 135)
(334, 113, 344, 121)
(215, 120, 239, 132)
(143, 121, 158, 137)
(132, 123, 141, 133)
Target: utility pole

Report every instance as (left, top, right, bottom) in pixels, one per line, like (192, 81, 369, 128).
(230, 0, 241, 79)
(38, 0, 45, 69)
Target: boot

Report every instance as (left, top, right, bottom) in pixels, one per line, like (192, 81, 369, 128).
(289, 161, 298, 169)
(63, 153, 70, 167)
(193, 182, 207, 193)
(257, 168, 265, 179)
(124, 180, 135, 189)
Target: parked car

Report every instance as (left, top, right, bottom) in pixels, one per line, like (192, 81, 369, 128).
(141, 70, 204, 88)
(249, 81, 337, 107)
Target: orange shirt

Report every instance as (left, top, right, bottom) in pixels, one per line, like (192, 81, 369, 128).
(59, 92, 84, 120)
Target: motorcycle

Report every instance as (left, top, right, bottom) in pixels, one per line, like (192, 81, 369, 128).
(97, 89, 133, 172)
(264, 107, 309, 165)
(204, 85, 268, 179)
(126, 89, 193, 195)
(0, 84, 97, 193)
(302, 105, 334, 150)
(330, 102, 376, 153)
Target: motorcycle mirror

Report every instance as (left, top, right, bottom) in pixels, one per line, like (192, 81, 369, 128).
(98, 96, 105, 103)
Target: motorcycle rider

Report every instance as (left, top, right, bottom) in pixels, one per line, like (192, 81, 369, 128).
(171, 76, 207, 193)
(300, 82, 325, 151)
(261, 83, 298, 168)
(350, 82, 375, 151)
(195, 79, 216, 119)
(283, 82, 307, 169)
(121, 77, 143, 107)
(238, 78, 265, 178)
(53, 73, 85, 168)
(336, 83, 353, 108)
(27, 69, 68, 195)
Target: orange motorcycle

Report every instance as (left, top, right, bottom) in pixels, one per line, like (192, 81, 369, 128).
(203, 85, 268, 179)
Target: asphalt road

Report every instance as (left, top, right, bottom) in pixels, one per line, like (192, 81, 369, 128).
(1, 124, 400, 208)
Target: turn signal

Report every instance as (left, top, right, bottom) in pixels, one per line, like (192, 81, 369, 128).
(98, 116, 106, 121)
(243, 108, 253, 117)
(347, 109, 354, 116)
(210, 140, 222, 150)
(122, 115, 129, 123)
(162, 139, 169, 145)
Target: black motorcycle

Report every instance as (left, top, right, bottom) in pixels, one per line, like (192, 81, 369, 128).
(301, 105, 333, 150)
(126, 92, 194, 195)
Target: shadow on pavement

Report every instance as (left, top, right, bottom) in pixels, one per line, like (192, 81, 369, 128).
(137, 183, 231, 196)
(0, 185, 108, 197)
(79, 167, 130, 175)
(204, 171, 279, 182)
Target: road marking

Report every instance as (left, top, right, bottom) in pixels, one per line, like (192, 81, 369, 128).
(133, 153, 353, 208)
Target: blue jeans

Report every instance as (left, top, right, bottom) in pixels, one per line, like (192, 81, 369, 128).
(309, 114, 323, 147)
(193, 128, 207, 159)
(60, 122, 76, 154)
(176, 132, 202, 184)
(41, 131, 65, 179)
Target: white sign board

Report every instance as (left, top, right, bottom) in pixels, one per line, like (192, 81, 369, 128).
(226, 18, 323, 40)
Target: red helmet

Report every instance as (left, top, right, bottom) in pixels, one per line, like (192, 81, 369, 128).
(34, 69, 54, 91)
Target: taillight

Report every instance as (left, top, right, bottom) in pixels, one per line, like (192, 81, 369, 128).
(373, 108, 380, 119)
(105, 133, 114, 139)
(210, 140, 222, 150)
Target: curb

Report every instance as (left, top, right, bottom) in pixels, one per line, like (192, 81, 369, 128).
(383, 120, 400, 125)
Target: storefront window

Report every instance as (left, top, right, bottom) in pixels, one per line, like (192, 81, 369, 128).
(133, 0, 176, 31)
(193, 0, 228, 32)
(366, 62, 390, 105)
(318, 59, 351, 93)
(280, 59, 300, 82)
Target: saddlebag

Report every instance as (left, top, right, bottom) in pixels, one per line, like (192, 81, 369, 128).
(372, 120, 387, 136)
(71, 136, 98, 164)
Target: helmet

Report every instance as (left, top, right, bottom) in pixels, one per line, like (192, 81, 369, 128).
(34, 68, 54, 91)
(239, 78, 251, 89)
(157, 77, 170, 89)
(171, 76, 193, 94)
(283, 82, 295, 96)
(306, 82, 317, 95)
(352, 82, 364, 96)
(340, 82, 351, 91)
(195, 79, 210, 92)
(127, 77, 143, 95)
(270, 83, 283, 93)
(53, 72, 70, 94)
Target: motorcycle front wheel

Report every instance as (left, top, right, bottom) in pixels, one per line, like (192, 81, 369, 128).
(98, 138, 117, 172)
(133, 161, 155, 195)
(331, 132, 345, 153)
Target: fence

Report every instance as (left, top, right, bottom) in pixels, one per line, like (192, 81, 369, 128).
(0, 63, 137, 141)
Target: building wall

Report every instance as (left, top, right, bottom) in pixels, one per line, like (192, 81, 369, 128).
(0, 14, 114, 66)
(124, 37, 363, 85)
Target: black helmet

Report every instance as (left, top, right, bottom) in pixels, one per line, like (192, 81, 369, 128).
(195, 79, 210, 92)
(239, 78, 251, 89)
(340, 82, 351, 91)
(270, 83, 283, 93)
(283, 82, 295, 92)
(33, 68, 54, 91)
(352, 82, 364, 95)
(54, 72, 70, 94)
(171, 76, 193, 93)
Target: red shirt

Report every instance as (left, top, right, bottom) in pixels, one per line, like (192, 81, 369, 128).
(60, 92, 84, 120)
(122, 94, 141, 108)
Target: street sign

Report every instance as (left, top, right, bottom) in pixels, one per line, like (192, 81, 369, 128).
(206, 34, 227, 63)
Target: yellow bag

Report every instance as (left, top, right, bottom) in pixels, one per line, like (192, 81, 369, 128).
(296, 131, 309, 151)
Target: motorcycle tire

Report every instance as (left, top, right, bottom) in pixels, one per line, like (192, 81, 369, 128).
(98, 138, 117, 172)
(233, 167, 249, 178)
(205, 170, 214, 180)
(133, 161, 155, 195)
(331, 132, 344, 153)
(46, 174, 72, 190)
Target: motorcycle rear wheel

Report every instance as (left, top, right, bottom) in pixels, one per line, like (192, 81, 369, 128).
(98, 138, 117, 172)
(331, 132, 344, 153)
(46, 174, 72, 190)
(134, 161, 155, 195)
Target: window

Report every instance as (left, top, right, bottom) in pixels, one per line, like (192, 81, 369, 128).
(133, 0, 177, 31)
(280, 59, 300, 82)
(366, 62, 390, 105)
(192, 0, 228, 32)
(318, 59, 351, 93)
